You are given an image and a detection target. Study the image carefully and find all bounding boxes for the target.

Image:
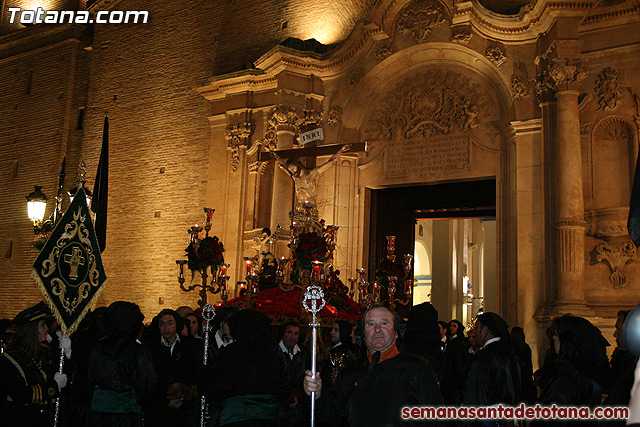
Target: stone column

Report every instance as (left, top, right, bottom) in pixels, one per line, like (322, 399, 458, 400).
(546, 59, 589, 312)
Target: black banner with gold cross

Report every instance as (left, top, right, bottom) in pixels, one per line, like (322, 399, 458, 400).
(32, 187, 107, 335)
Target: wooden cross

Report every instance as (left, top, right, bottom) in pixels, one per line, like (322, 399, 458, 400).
(257, 142, 368, 166)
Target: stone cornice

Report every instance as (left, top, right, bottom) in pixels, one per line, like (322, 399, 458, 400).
(0, 24, 87, 62)
(580, 2, 640, 29)
(452, 0, 597, 43)
(253, 21, 388, 79)
(196, 70, 278, 101)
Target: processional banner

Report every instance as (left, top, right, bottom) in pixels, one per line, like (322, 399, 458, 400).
(32, 187, 107, 335)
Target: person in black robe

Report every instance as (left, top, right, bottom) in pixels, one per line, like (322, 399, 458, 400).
(401, 302, 443, 377)
(206, 309, 289, 427)
(441, 318, 472, 404)
(88, 301, 158, 427)
(511, 326, 536, 404)
(534, 314, 610, 427)
(463, 312, 520, 426)
(304, 305, 442, 426)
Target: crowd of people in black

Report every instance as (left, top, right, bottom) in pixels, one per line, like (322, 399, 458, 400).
(0, 300, 636, 427)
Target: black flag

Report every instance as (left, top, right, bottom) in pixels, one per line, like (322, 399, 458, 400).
(91, 113, 108, 252)
(33, 187, 107, 335)
(628, 150, 640, 247)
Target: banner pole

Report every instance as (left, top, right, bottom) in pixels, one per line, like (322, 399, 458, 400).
(53, 338, 65, 427)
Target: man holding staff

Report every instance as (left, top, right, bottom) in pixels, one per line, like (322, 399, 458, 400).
(303, 305, 442, 426)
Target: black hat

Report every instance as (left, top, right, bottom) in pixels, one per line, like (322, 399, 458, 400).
(13, 301, 51, 326)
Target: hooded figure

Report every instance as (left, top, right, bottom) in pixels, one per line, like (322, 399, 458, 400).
(88, 301, 158, 427)
(400, 302, 443, 373)
(207, 309, 289, 427)
(535, 314, 610, 427)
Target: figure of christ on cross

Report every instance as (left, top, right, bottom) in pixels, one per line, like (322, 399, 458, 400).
(265, 143, 360, 208)
(64, 246, 85, 280)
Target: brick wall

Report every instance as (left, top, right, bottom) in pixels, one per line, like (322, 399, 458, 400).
(0, 0, 371, 320)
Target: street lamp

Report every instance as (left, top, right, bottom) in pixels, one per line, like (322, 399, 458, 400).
(25, 158, 66, 235)
(26, 185, 48, 226)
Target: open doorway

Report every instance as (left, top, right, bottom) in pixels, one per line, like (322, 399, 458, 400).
(368, 179, 496, 323)
(414, 217, 496, 327)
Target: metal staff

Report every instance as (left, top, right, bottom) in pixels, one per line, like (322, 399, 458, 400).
(53, 334, 66, 427)
(200, 304, 216, 427)
(302, 285, 325, 427)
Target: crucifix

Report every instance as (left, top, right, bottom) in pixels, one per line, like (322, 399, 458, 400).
(258, 142, 367, 207)
(64, 247, 86, 280)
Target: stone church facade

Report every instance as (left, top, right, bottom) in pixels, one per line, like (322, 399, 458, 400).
(1, 0, 640, 362)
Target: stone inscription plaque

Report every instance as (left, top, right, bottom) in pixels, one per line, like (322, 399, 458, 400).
(384, 134, 470, 177)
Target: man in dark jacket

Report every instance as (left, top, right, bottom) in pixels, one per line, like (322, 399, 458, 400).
(145, 309, 200, 427)
(463, 312, 521, 426)
(304, 305, 442, 426)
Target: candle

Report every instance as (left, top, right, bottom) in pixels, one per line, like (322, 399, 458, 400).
(348, 278, 356, 297)
(405, 279, 412, 297)
(189, 225, 202, 244)
(220, 263, 228, 277)
(246, 259, 252, 275)
(176, 260, 187, 281)
(313, 262, 321, 283)
(276, 257, 286, 278)
(203, 207, 215, 228)
(389, 275, 397, 297)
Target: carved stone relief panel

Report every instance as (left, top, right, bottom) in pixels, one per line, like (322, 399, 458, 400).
(485, 46, 506, 67)
(451, 29, 472, 44)
(511, 75, 529, 99)
(374, 44, 393, 61)
(396, 0, 447, 43)
(595, 67, 623, 112)
(364, 70, 497, 179)
(326, 106, 342, 125)
(594, 240, 636, 289)
(591, 116, 634, 208)
(225, 122, 253, 172)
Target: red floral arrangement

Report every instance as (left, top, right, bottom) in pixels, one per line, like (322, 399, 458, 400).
(219, 286, 360, 321)
(323, 270, 355, 313)
(186, 236, 225, 272)
(292, 232, 328, 270)
(374, 258, 405, 288)
(32, 231, 52, 250)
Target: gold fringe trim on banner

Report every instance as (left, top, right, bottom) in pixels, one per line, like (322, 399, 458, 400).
(32, 268, 107, 337)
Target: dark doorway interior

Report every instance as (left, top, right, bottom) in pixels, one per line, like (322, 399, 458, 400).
(368, 179, 497, 281)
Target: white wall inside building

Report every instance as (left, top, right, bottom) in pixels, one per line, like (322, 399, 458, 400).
(414, 217, 496, 326)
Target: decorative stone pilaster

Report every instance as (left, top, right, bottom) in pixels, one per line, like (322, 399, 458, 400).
(224, 122, 253, 173)
(545, 59, 589, 311)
